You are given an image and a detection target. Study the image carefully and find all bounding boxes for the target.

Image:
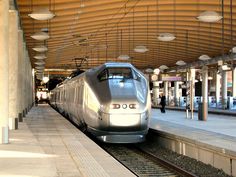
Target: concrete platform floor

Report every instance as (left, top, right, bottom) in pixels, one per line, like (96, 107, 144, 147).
(150, 108, 236, 155)
(0, 104, 135, 177)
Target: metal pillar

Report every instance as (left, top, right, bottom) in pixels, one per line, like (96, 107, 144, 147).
(0, 0, 9, 143)
(221, 70, 227, 109)
(202, 66, 208, 121)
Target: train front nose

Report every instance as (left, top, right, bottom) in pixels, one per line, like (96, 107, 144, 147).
(98, 103, 149, 131)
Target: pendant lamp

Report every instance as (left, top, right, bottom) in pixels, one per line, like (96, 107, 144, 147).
(159, 65, 169, 70)
(31, 32, 49, 41)
(28, 8, 55, 20)
(35, 61, 45, 65)
(134, 45, 149, 53)
(34, 54, 47, 59)
(158, 33, 176, 41)
(32, 45, 48, 52)
(198, 54, 211, 61)
(197, 11, 222, 23)
(117, 54, 130, 60)
(176, 60, 186, 66)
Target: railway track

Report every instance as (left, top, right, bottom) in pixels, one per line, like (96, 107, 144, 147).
(100, 144, 197, 177)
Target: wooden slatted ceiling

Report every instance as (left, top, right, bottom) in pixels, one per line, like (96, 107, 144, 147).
(17, 0, 236, 74)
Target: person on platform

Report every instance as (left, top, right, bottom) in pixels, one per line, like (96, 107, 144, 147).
(160, 94, 166, 113)
(35, 96, 38, 106)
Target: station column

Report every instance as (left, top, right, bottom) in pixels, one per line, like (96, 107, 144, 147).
(152, 81, 159, 106)
(202, 66, 208, 120)
(190, 68, 195, 116)
(164, 81, 169, 105)
(174, 81, 179, 106)
(18, 30, 24, 122)
(233, 67, 236, 97)
(221, 70, 227, 109)
(9, 10, 18, 130)
(215, 69, 221, 107)
(0, 0, 9, 143)
(22, 43, 27, 117)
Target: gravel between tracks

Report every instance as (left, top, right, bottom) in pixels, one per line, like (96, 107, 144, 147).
(138, 141, 232, 177)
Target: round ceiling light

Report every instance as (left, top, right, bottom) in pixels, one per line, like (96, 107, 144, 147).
(31, 32, 49, 41)
(32, 45, 48, 52)
(158, 33, 176, 42)
(198, 54, 211, 61)
(197, 11, 222, 23)
(28, 8, 55, 20)
(117, 54, 130, 60)
(34, 54, 47, 60)
(134, 45, 149, 53)
(176, 60, 186, 66)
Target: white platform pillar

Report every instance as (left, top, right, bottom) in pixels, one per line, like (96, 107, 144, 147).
(8, 10, 18, 130)
(190, 69, 195, 118)
(18, 30, 24, 122)
(22, 42, 27, 117)
(202, 66, 208, 121)
(215, 70, 221, 107)
(221, 70, 228, 109)
(152, 81, 159, 106)
(0, 0, 9, 143)
(174, 81, 179, 106)
(164, 81, 169, 105)
(232, 67, 236, 97)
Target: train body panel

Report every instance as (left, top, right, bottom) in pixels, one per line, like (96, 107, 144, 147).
(50, 62, 151, 143)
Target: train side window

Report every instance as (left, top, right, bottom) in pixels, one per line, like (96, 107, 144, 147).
(133, 70, 141, 82)
(97, 69, 108, 81)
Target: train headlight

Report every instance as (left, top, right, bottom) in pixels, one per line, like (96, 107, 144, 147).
(141, 111, 148, 120)
(110, 104, 120, 109)
(129, 104, 138, 109)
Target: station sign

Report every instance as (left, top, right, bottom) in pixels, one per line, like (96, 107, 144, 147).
(160, 75, 182, 81)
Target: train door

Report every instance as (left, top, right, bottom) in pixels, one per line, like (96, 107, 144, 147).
(74, 84, 79, 119)
(71, 85, 77, 118)
(79, 82, 85, 122)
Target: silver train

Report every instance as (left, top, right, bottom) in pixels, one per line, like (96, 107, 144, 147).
(50, 62, 151, 143)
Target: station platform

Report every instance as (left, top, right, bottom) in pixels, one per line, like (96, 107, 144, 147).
(150, 108, 236, 176)
(0, 104, 135, 177)
(152, 105, 236, 116)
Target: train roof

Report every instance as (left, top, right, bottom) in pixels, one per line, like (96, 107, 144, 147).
(53, 62, 138, 89)
(86, 62, 135, 75)
(104, 62, 133, 68)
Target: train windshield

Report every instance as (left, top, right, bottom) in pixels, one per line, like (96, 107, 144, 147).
(98, 67, 140, 81)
